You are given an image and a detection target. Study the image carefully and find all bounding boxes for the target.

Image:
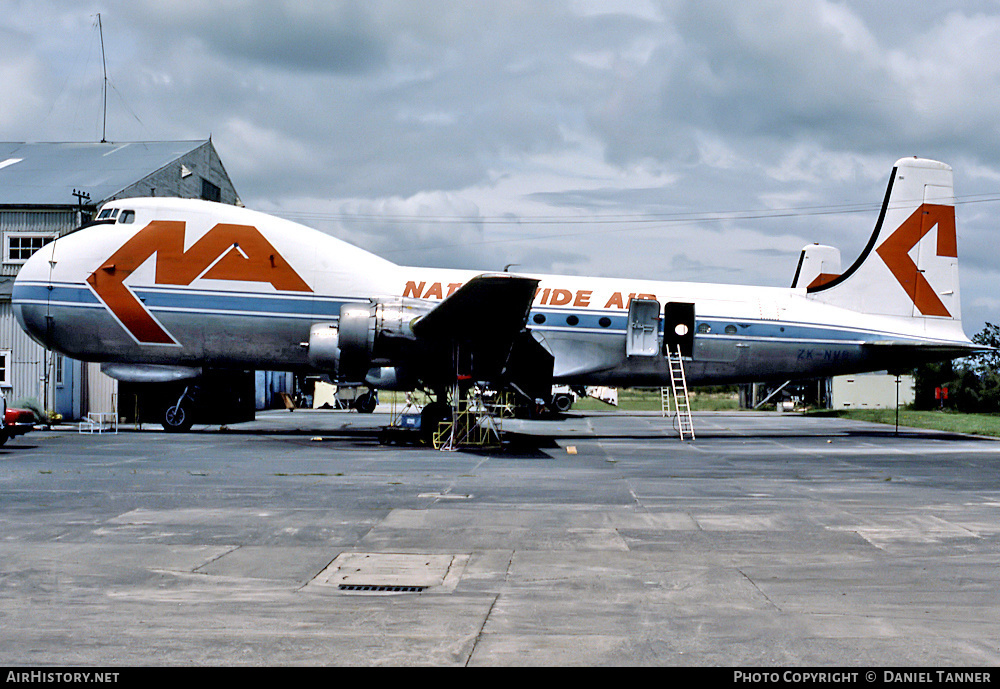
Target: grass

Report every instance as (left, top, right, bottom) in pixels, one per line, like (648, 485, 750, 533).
(380, 387, 740, 412)
(572, 388, 741, 412)
(811, 408, 1000, 438)
(574, 389, 1000, 438)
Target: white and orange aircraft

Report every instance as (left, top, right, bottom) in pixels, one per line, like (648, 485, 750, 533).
(12, 157, 980, 429)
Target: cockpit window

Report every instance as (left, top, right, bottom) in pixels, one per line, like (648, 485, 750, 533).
(97, 208, 119, 220)
(118, 210, 135, 224)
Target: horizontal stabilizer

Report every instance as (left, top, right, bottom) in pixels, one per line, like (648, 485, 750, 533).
(862, 340, 988, 358)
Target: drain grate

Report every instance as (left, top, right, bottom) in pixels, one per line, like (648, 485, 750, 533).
(338, 584, 426, 593)
(309, 552, 469, 594)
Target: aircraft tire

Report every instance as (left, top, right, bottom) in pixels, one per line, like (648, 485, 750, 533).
(355, 391, 377, 414)
(420, 402, 450, 445)
(163, 403, 194, 432)
(552, 393, 574, 413)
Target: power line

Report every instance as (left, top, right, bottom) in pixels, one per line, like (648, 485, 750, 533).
(265, 192, 1000, 257)
(269, 193, 1000, 228)
(274, 200, 877, 225)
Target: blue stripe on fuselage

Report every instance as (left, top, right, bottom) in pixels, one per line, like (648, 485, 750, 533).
(14, 281, 930, 346)
(13, 282, 353, 321)
(524, 307, 926, 346)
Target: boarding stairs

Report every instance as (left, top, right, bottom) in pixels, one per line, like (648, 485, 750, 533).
(662, 345, 695, 440)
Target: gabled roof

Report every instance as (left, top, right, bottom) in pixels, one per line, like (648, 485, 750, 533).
(0, 141, 209, 207)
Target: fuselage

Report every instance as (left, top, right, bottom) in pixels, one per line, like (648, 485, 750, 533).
(12, 196, 976, 389)
(397, 266, 971, 385)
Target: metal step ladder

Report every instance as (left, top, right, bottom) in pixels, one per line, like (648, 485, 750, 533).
(664, 345, 695, 440)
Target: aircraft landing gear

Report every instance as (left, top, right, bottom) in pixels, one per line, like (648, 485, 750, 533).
(162, 386, 195, 432)
(551, 392, 574, 413)
(353, 389, 378, 413)
(419, 400, 451, 445)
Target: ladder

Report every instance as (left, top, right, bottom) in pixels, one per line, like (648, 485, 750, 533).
(665, 345, 695, 440)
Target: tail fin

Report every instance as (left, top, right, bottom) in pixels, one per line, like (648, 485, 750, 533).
(791, 243, 841, 289)
(807, 157, 960, 323)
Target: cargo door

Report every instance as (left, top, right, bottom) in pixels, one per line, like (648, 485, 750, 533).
(662, 302, 695, 357)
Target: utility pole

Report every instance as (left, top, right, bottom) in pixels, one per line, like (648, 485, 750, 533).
(895, 374, 900, 436)
(72, 188, 91, 225)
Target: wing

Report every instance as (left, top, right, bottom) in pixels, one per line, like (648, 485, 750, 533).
(411, 273, 540, 382)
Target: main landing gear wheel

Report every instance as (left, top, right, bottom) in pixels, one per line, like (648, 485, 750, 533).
(420, 401, 451, 445)
(354, 390, 378, 414)
(551, 393, 574, 413)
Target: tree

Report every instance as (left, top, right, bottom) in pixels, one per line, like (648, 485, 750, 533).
(970, 322, 1000, 377)
(912, 322, 1000, 412)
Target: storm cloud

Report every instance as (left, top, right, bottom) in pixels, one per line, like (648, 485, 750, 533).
(4, 0, 1000, 333)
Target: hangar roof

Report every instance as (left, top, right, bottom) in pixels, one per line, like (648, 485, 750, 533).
(0, 140, 209, 207)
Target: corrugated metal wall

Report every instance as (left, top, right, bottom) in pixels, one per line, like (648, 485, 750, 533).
(85, 362, 118, 415)
(832, 373, 915, 409)
(0, 210, 83, 416)
(0, 300, 46, 406)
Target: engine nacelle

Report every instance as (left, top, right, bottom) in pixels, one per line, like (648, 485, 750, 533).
(337, 303, 377, 380)
(307, 298, 434, 383)
(364, 366, 414, 390)
(307, 322, 342, 371)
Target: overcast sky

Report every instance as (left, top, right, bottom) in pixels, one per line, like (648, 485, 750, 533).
(3, 0, 1000, 335)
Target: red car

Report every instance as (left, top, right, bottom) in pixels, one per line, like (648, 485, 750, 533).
(1, 404, 35, 445)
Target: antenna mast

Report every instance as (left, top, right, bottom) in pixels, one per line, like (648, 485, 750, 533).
(98, 13, 107, 143)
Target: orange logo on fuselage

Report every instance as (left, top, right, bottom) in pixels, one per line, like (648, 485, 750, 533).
(876, 204, 956, 318)
(86, 220, 312, 345)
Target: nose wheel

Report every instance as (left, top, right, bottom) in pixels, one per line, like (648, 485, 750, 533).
(162, 386, 195, 432)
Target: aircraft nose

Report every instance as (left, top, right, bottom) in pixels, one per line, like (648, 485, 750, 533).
(12, 240, 57, 348)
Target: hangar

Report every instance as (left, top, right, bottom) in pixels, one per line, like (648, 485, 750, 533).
(0, 140, 292, 422)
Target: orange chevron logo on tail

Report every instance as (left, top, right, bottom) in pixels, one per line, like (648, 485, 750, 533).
(86, 221, 312, 345)
(875, 204, 956, 318)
